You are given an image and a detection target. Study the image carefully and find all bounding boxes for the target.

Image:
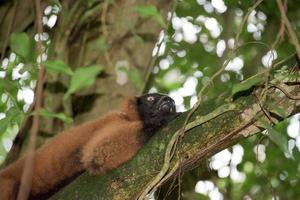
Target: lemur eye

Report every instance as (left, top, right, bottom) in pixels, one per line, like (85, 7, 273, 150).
(147, 96, 155, 101)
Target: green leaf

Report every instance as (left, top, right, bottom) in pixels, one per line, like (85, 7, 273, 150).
(44, 60, 74, 76)
(266, 102, 287, 118)
(0, 79, 21, 111)
(39, 109, 73, 124)
(66, 65, 103, 96)
(0, 141, 7, 165)
(181, 191, 209, 200)
(0, 117, 10, 135)
(0, 79, 19, 94)
(87, 0, 97, 8)
(259, 119, 293, 159)
(9, 32, 33, 60)
(232, 73, 265, 95)
(0, 107, 23, 136)
(131, 5, 166, 28)
(0, 101, 6, 113)
(53, 0, 62, 9)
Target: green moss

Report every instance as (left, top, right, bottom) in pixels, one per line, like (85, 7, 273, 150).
(50, 87, 300, 200)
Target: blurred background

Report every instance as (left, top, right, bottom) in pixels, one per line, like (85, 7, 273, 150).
(0, 0, 299, 199)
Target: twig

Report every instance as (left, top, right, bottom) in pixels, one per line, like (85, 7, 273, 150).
(274, 0, 287, 44)
(235, 0, 264, 43)
(276, 0, 300, 59)
(101, 0, 109, 38)
(177, 164, 182, 200)
(273, 52, 297, 68)
(155, 161, 180, 196)
(16, 0, 45, 199)
(255, 135, 277, 198)
(179, 0, 264, 145)
(137, 1, 265, 198)
(1, 0, 18, 60)
(268, 84, 300, 100)
(258, 10, 283, 101)
(159, 170, 178, 200)
(100, 0, 113, 68)
(172, 0, 264, 168)
(78, 24, 89, 67)
(137, 104, 236, 199)
(141, 1, 178, 94)
(255, 92, 276, 125)
(0, 4, 9, 28)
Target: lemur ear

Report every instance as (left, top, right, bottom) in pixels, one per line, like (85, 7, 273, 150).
(128, 98, 136, 109)
(119, 97, 140, 120)
(134, 95, 140, 102)
(123, 97, 138, 111)
(120, 97, 136, 108)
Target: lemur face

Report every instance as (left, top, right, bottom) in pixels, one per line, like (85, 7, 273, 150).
(137, 93, 177, 138)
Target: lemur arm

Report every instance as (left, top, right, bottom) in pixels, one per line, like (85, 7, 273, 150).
(82, 120, 143, 174)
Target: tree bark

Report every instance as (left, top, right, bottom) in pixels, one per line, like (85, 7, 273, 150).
(41, 0, 173, 133)
(50, 80, 300, 199)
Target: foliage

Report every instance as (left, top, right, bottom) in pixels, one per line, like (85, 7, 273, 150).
(231, 72, 264, 95)
(64, 65, 103, 98)
(131, 5, 167, 28)
(0, 0, 300, 199)
(44, 60, 73, 76)
(146, 0, 300, 199)
(9, 32, 35, 62)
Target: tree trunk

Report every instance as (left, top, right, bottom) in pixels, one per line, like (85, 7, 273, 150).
(1, 0, 174, 163)
(42, 0, 173, 133)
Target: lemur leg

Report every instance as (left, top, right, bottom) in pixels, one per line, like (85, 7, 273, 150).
(0, 178, 18, 200)
(81, 121, 143, 174)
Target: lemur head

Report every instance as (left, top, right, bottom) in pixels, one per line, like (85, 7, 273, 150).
(136, 93, 177, 139)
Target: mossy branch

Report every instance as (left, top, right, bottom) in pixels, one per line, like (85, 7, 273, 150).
(49, 79, 300, 200)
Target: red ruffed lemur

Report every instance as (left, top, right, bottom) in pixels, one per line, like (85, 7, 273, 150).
(0, 93, 177, 200)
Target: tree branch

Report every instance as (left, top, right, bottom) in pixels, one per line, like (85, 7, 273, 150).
(49, 81, 300, 199)
(276, 0, 300, 59)
(17, 0, 45, 199)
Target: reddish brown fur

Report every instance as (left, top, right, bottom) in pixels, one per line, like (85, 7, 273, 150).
(0, 97, 144, 199)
